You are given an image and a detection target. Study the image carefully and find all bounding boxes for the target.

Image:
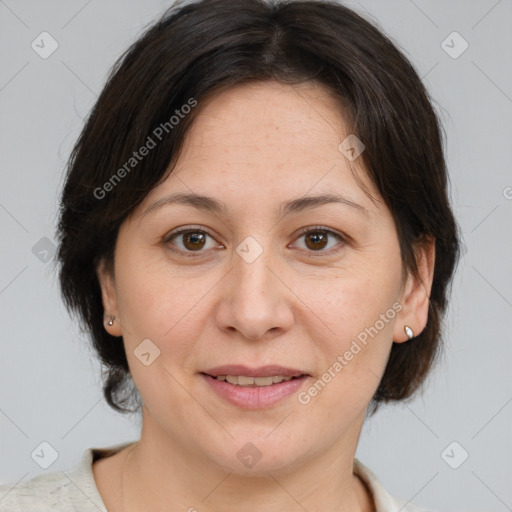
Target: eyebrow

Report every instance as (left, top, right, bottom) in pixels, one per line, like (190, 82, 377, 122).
(141, 192, 369, 218)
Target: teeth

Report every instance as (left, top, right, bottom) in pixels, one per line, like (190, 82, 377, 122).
(215, 375, 296, 386)
(225, 375, 238, 385)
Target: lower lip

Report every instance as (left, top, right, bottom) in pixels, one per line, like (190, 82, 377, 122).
(201, 374, 309, 409)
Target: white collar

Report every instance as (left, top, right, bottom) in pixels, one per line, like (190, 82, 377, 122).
(69, 442, 429, 512)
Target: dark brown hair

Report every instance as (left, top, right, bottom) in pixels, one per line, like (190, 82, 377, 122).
(56, 0, 461, 416)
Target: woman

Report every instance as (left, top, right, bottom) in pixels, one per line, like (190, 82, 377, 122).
(0, 0, 460, 510)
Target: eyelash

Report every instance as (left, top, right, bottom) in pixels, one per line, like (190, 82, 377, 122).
(163, 225, 347, 258)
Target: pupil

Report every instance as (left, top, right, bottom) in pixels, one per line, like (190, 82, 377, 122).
(185, 232, 205, 250)
(306, 232, 327, 250)
(181, 231, 328, 251)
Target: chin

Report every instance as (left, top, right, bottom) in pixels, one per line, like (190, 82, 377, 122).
(200, 430, 310, 477)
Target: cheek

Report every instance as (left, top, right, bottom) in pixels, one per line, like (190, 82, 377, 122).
(115, 254, 215, 375)
(115, 252, 192, 334)
(116, 262, 206, 414)
(295, 267, 399, 402)
(296, 265, 399, 342)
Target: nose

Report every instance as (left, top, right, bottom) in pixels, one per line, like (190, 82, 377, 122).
(215, 247, 294, 341)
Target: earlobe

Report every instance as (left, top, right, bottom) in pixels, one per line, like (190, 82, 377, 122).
(404, 325, 414, 340)
(393, 236, 436, 343)
(96, 259, 123, 337)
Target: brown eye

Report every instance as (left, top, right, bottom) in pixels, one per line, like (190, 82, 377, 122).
(304, 231, 329, 251)
(292, 227, 346, 255)
(180, 231, 207, 251)
(164, 227, 220, 257)
(164, 225, 346, 258)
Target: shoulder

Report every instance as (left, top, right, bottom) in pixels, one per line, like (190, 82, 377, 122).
(0, 468, 99, 512)
(0, 443, 133, 512)
(354, 459, 437, 512)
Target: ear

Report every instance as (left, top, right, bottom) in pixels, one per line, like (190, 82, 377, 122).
(393, 235, 436, 343)
(96, 258, 123, 337)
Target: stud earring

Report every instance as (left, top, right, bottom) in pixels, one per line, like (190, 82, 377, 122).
(107, 315, 115, 326)
(404, 325, 414, 340)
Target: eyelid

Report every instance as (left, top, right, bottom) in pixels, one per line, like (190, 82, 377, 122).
(290, 225, 347, 255)
(163, 224, 347, 257)
(162, 225, 223, 256)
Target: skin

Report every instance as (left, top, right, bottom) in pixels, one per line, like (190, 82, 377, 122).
(94, 80, 435, 512)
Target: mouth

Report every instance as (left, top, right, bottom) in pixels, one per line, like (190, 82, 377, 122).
(200, 373, 306, 387)
(200, 365, 310, 409)
(201, 364, 308, 385)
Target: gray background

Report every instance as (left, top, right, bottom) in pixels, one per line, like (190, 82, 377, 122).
(1, 1, 511, 511)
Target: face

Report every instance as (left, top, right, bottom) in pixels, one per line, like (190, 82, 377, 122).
(98, 80, 434, 475)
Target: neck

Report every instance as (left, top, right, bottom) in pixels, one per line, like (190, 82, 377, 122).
(120, 415, 375, 512)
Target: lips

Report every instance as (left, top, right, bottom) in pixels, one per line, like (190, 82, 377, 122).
(200, 365, 311, 409)
(201, 372, 309, 409)
(202, 365, 307, 378)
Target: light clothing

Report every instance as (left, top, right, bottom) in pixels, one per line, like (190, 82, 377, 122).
(0, 442, 432, 511)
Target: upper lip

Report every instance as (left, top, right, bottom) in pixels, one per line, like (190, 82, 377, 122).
(202, 365, 308, 378)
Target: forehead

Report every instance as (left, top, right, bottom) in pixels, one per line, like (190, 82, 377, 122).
(183, 80, 349, 158)
(141, 81, 381, 217)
